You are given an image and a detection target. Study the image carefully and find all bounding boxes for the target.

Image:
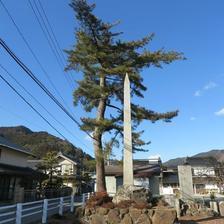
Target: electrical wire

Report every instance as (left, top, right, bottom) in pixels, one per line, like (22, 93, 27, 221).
(0, 72, 67, 140)
(0, 104, 46, 131)
(36, 0, 75, 85)
(0, 37, 94, 140)
(28, 0, 74, 90)
(0, 0, 73, 113)
(0, 63, 91, 151)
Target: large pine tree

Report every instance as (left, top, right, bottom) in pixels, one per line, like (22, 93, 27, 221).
(66, 0, 184, 192)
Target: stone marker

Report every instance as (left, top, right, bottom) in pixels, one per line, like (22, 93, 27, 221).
(210, 201, 219, 214)
(219, 201, 224, 216)
(178, 165, 194, 199)
(123, 73, 134, 186)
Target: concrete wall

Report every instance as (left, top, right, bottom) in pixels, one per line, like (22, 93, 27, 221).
(105, 176, 117, 194)
(104, 176, 160, 195)
(0, 146, 28, 167)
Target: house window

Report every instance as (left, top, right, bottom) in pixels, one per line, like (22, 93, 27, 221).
(0, 176, 16, 201)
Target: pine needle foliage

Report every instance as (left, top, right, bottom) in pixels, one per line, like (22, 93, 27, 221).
(66, 0, 184, 192)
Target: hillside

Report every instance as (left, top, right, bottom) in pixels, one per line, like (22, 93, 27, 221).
(164, 149, 224, 167)
(194, 150, 224, 161)
(0, 126, 92, 161)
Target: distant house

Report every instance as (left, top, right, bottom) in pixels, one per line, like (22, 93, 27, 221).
(56, 151, 78, 176)
(99, 156, 162, 196)
(161, 156, 219, 195)
(0, 135, 43, 203)
(28, 151, 88, 194)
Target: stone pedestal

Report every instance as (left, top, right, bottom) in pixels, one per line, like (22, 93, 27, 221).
(82, 206, 177, 224)
(112, 185, 151, 204)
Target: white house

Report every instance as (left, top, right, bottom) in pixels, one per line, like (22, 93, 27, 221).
(97, 156, 162, 195)
(28, 152, 82, 194)
(161, 157, 219, 196)
(0, 135, 42, 203)
(56, 152, 78, 176)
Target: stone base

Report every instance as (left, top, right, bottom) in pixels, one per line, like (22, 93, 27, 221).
(80, 206, 177, 224)
(77, 187, 177, 223)
(112, 185, 152, 204)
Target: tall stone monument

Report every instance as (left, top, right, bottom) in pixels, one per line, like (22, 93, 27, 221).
(123, 73, 134, 186)
(113, 73, 151, 204)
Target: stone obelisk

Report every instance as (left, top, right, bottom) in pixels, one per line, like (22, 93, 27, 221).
(123, 73, 134, 186)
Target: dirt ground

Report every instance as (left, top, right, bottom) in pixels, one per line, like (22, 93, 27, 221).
(44, 213, 224, 224)
(41, 213, 79, 224)
(179, 216, 224, 224)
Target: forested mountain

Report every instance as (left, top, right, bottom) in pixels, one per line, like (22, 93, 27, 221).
(164, 149, 224, 167)
(0, 126, 92, 161)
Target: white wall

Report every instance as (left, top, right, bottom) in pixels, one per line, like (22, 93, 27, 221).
(57, 158, 76, 175)
(193, 167, 215, 176)
(161, 186, 174, 195)
(134, 177, 149, 188)
(0, 146, 28, 167)
(205, 184, 219, 190)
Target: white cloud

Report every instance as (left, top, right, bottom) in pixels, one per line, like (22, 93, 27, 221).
(215, 108, 224, 116)
(203, 81, 217, 90)
(194, 90, 202, 97)
(190, 117, 196, 121)
(194, 81, 217, 97)
(84, 133, 93, 141)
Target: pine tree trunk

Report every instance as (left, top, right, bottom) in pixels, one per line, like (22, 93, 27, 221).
(93, 76, 107, 192)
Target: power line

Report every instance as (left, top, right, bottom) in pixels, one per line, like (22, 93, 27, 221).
(0, 72, 67, 140)
(0, 64, 91, 152)
(1, 41, 138, 154)
(36, 0, 75, 85)
(0, 0, 72, 113)
(37, 0, 66, 62)
(0, 38, 94, 141)
(0, 104, 46, 131)
(29, 0, 64, 68)
(28, 0, 74, 90)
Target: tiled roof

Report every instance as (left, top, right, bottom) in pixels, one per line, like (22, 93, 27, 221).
(105, 164, 161, 177)
(0, 163, 45, 178)
(57, 151, 77, 165)
(0, 135, 33, 156)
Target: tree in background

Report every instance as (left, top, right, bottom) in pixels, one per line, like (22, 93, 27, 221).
(37, 151, 61, 188)
(66, 0, 184, 192)
(215, 161, 224, 193)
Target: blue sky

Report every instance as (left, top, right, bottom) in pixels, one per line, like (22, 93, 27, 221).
(1, 0, 224, 161)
